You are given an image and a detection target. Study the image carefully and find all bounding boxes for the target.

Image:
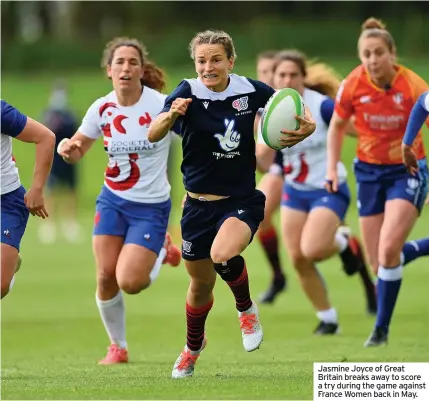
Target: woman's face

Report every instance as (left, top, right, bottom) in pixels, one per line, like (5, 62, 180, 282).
(359, 37, 396, 84)
(273, 60, 305, 93)
(257, 57, 276, 87)
(108, 46, 144, 92)
(194, 43, 234, 92)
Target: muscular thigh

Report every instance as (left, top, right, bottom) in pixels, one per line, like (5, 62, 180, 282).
(211, 217, 252, 262)
(280, 206, 308, 260)
(301, 207, 340, 253)
(1, 243, 19, 286)
(116, 244, 158, 282)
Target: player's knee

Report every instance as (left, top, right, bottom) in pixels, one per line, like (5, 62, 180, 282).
(97, 268, 118, 292)
(213, 255, 245, 282)
(210, 248, 234, 264)
(290, 253, 312, 275)
(118, 275, 151, 294)
(301, 243, 326, 262)
(378, 240, 402, 267)
(189, 276, 215, 297)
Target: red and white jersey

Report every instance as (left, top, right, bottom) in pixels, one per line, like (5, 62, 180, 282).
(79, 87, 173, 203)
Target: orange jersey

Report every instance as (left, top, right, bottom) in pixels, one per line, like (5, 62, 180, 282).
(335, 65, 428, 164)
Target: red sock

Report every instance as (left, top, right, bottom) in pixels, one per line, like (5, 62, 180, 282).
(186, 300, 213, 351)
(226, 263, 253, 312)
(258, 225, 284, 279)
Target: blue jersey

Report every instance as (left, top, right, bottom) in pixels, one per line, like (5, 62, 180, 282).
(1, 100, 27, 195)
(162, 74, 275, 197)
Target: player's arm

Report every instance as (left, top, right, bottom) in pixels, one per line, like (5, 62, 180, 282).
(57, 99, 102, 164)
(148, 109, 184, 143)
(14, 118, 56, 193)
(401, 91, 429, 175)
(255, 115, 276, 172)
(57, 132, 97, 164)
(148, 81, 191, 143)
(402, 91, 429, 147)
(321, 97, 357, 138)
(326, 111, 349, 171)
(326, 78, 354, 192)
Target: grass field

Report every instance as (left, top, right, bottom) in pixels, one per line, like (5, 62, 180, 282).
(1, 59, 429, 400)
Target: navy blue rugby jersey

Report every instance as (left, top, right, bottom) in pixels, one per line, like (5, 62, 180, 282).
(161, 74, 275, 197)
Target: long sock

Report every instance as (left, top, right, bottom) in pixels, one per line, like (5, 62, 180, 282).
(258, 226, 284, 280)
(96, 291, 127, 349)
(401, 238, 429, 266)
(375, 265, 403, 333)
(149, 248, 167, 284)
(358, 263, 375, 298)
(186, 299, 213, 351)
(214, 256, 253, 312)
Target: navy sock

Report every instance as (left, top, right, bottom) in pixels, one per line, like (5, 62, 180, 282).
(375, 265, 403, 333)
(401, 237, 429, 266)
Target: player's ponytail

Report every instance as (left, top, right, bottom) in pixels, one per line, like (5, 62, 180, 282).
(361, 17, 386, 32)
(305, 62, 342, 100)
(140, 61, 166, 92)
(358, 17, 396, 53)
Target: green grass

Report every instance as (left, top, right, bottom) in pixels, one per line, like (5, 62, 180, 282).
(1, 60, 429, 399)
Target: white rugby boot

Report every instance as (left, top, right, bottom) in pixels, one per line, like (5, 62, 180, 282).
(171, 337, 207, 379)
(238, 302, 263, 352)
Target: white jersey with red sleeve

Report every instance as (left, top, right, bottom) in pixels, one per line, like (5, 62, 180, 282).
(78, 87, 173, 203)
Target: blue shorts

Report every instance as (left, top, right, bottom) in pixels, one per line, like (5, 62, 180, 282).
(181, 189, 266, 261)
(94, 186, 171, 254)
(281, 182, 350, 221)
(354, 159, 429, 217)
(1, 186, 30, 251)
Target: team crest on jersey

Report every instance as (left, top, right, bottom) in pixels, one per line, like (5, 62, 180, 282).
(393, 92, 404, 109)
(214, 118, 241, 153)
(232, 96, 248, 112)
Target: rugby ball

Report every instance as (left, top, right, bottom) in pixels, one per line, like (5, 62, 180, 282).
(261, 88, 305, 150)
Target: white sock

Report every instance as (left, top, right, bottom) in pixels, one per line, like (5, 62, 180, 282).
(335, 232, 348, 253)
(9, 275, 16, 292)
(149, 247, 167, 285)
(96, 291, 127, 349)
(317, 308, 338, 324)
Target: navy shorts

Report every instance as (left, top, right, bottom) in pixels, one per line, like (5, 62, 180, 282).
(181, 189, 266, 261)
(93, 186, 171, 254)
(1, 186, 30, 251)
(281, 182, 350, 221)
(354, 159, 429, 217)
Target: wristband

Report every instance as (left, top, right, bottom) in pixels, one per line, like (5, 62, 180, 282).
(57, 138, 70, 154)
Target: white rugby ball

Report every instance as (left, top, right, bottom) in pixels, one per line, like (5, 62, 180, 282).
(261, 88, 305, 150)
